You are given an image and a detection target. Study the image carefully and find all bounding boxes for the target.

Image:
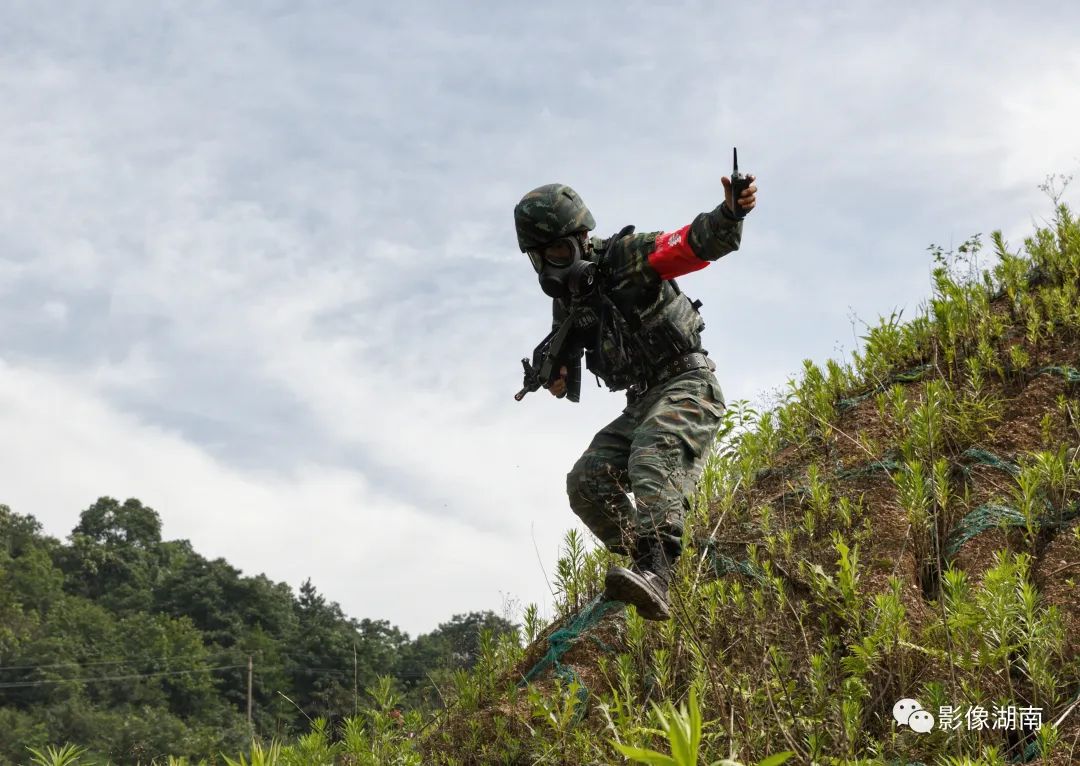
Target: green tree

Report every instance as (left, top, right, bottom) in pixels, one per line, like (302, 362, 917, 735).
(72, 496, 162, 548)
(397, 611, 519, 706)
(60, 497, 164, 614)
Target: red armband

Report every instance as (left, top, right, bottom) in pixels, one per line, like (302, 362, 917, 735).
(647, 224, 707, 280)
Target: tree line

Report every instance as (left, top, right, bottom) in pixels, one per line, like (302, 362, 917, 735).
(0, 498, 518, 762)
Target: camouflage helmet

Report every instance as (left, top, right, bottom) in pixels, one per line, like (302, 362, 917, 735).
(513, 184, 596, 252)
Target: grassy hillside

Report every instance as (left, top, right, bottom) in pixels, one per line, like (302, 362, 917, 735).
(13, 198, 1080, 765)
(421, 199, 1080, 765)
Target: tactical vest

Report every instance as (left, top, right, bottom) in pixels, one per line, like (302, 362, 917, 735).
(554, 228, 708, 393)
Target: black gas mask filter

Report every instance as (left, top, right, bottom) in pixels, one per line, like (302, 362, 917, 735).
(527, 235, 597, 300)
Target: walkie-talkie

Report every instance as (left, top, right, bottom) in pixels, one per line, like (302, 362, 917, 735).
(730, 147, 750, 219)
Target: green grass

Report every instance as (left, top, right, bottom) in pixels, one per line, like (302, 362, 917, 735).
(20, 201, 1080, 765)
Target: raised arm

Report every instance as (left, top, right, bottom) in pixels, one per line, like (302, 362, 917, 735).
(605, 176, 759, 284)
(654, 174, 759, 277)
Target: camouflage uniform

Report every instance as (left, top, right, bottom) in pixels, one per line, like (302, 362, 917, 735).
(566, 366, 726, 557)
(557, 205, 743, 558)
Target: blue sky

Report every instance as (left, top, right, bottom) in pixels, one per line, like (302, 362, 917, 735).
(1, 1, 1078, 637)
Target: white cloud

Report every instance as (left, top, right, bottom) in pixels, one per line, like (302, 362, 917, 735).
(999, 54, 1080, 187)
(40, 300, 68, 324)
(1, 1, 1078, 637)
(0, 359, 567, 636)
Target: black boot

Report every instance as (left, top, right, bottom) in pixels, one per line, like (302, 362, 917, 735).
(604, 538, 675, 621)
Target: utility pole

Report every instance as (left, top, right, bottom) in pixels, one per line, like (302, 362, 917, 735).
(353, 642, 358, 718)
(247, 655, 254, 735)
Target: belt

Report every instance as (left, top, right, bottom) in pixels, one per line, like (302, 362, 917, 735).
(646, 352, 714, 387)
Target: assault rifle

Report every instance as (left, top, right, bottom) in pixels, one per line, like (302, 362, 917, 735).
(514, 307, 581, 402)
(515, 227, 636, 402)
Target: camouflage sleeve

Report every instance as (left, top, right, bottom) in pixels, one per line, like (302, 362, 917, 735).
(687, 202, 743, 262)
(599, 231, 664, 291)
(603, 204, 743, 286)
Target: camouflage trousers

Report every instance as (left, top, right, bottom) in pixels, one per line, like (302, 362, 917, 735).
(565, 369, 726, 558)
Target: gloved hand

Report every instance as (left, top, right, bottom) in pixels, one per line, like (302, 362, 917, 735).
(548, 365, 568, 398)
(721, 174, 758, 217)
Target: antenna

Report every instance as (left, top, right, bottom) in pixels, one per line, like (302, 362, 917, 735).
(730, 147, 749, 219)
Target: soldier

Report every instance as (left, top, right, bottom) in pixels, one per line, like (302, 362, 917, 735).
(513, 171, 758, 620)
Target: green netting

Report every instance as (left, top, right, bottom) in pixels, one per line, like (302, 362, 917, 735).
(776, 486, 810, 506)
(836, 458, 903, 480)
(749, 447, 1078, 565)
(1011, 689, 1080, 763)
(518, 535, 773, 696)
(838, 363, 933, 411)
(945, 501, 1080, 559)
(837, 391, 875, 411)
(518, 593, 624, 717)
(832, 449, 1015, 483)
(944, 503, 1028, 558)
(1037, 502, 1080, 531)
(696, 537, 769, 584)
(1037, 364, 1080, 383)
(1016, 739, 1040, 764)
(959, 448, 1020, 476)
(709, 550, 769, 584)
(1009, 685, 1080, 766)
(944, 447, 1080, 557)
(585, 633, 618, 655)
(893, 364, 933, 383)
(551, 664, 590, 717)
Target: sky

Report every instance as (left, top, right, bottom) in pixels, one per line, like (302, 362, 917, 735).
(1, 1, 1079, 638)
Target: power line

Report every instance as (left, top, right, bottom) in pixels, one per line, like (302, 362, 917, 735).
(0, 663, 440, 690)
(0, 651, 376, 675)
(0, 650, 246, 673)
(1, 641, 258, 666)
(0, 646, 457, 693)
(0, 664, 246, 690)
(0, 643, 459, 673)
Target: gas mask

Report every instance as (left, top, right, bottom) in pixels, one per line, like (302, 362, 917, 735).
(526, 235, 597, 299)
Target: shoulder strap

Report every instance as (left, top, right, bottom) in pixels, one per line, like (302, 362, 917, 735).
(596, 224, 636, 256)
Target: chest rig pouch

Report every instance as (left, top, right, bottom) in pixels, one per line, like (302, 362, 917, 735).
(576, 226, 708, 394)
